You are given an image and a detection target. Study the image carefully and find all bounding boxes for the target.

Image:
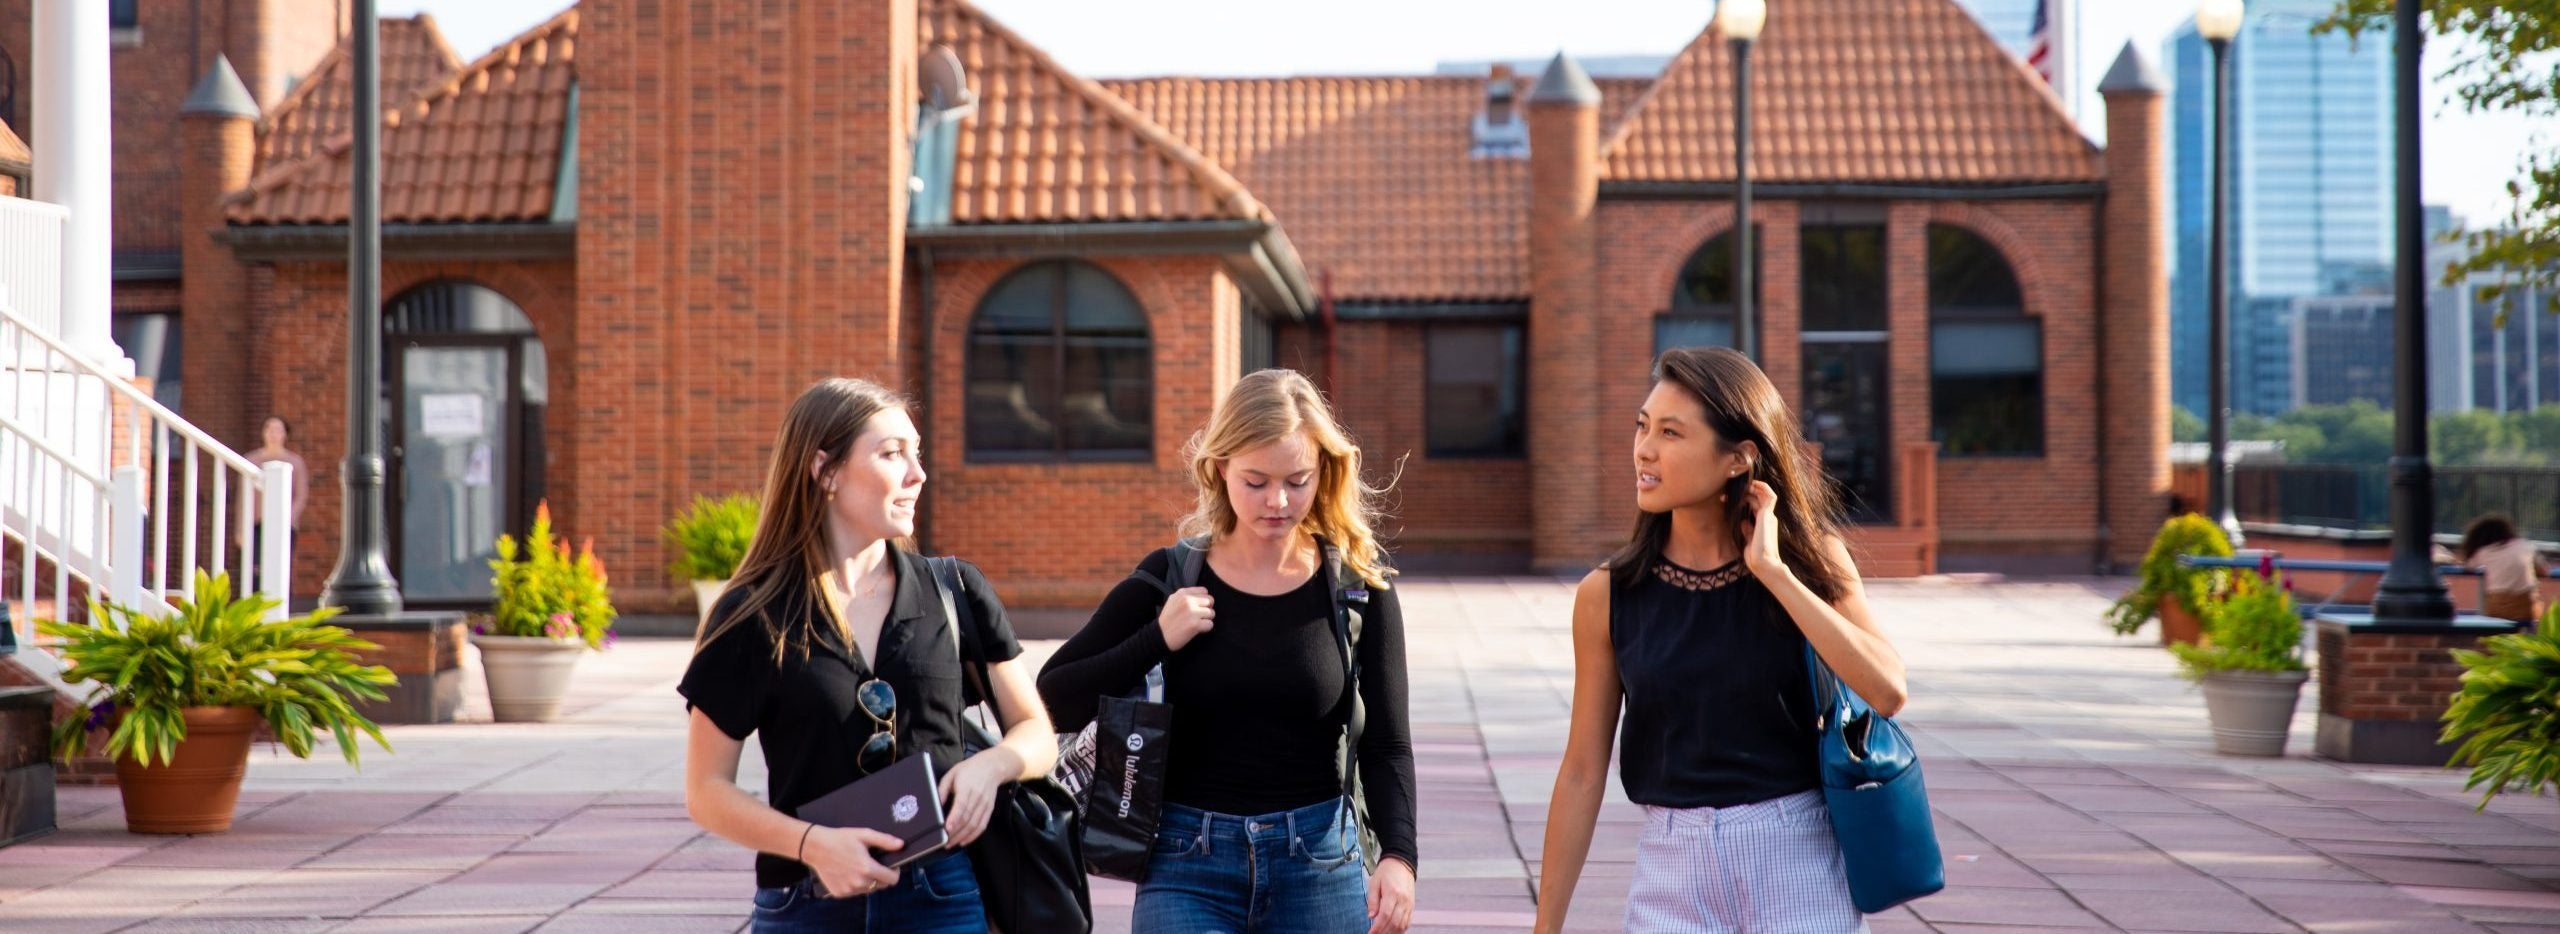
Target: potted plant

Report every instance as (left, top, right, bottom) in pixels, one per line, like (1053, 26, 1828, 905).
(2441, 604, 2560, 810)
(664, 493, 757, 629)
(39, 572, 394, 833)
(2109, 513, 2234, 646)
(472, 502, 616, 723)
(2172, 557, 2309, 757)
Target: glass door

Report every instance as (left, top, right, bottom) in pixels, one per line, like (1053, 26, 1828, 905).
(389, 339, 520, 603)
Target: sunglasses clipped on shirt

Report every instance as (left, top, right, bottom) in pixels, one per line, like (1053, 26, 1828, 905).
(856, 678, 897, 774)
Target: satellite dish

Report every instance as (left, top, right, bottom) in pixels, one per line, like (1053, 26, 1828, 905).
(920, 45, 976, 116)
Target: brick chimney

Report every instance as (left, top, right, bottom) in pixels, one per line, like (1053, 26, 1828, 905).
(2099, 42, 2171, 568)
(576, 0, 917, 575)
(1526, 52, 1604, 571)
(178, 55, 260, 447)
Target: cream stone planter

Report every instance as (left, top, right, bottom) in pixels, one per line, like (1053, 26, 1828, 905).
(470, 634, 586, 723)
(2200, 669, 2309, 757)
(692, 579, 730, 631)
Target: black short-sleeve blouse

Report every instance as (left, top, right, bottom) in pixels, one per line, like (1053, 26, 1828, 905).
(677, 544, 1022, 889)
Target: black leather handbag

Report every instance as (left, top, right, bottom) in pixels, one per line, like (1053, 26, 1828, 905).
(928, 557, 1093, 934)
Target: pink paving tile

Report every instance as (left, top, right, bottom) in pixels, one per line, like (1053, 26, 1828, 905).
(532, 913, 740, 933)
(2397, 884, 2560, 911)
(330, 917, 546, 933)
(1409, 907, 1539, 926)
(595, 870, 757, 900)
(2073, 890, 2298, 933)
(301, 834, 520, 871)
(366, 881, 608, 917)
(120, 919, 339, 933)
(1907, 886, 2112, 928)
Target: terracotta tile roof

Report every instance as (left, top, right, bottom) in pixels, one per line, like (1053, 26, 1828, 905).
(1099, 74, 1649, 301)
(919, 0, 1265, 225)
(1602, 0, 2100, 184)
(227, 8, 574, 226)
(256, 17, 464, 173)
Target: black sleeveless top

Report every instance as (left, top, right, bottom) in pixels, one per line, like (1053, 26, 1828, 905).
(1611, 558, 1821, 809)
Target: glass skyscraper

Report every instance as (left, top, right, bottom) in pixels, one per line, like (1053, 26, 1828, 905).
(1952, 0, 2040, 57)
(2166, 0, 2393, 417)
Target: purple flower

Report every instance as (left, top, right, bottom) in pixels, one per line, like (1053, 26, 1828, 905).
(2257, 553, 2276, 579)
(84, 701, 111, 731)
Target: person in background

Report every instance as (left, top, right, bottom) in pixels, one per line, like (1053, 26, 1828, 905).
(2458, 514, 2546, 624)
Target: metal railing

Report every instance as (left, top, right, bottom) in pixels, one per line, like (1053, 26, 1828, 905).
(2233, 462, 2560, 541)
(0, 302, 292, 646)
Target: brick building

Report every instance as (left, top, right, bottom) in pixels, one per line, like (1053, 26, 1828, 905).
(20, 0, 2171, 613)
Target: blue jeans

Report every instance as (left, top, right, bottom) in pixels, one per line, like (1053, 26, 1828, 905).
(1132, 798, 1369, 934)
(749, 849, 986, 934)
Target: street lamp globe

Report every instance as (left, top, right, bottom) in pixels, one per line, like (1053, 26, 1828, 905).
(1717, 0, 1767, 43)
(2197, 0, 2245, 42)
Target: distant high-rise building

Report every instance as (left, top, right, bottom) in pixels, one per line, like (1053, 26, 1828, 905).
(2426, 232, 2560, 414)
(2291, 295, 2396, 408)
(1954, 0, 2041, 58)
(2167, 0, 2394, 416)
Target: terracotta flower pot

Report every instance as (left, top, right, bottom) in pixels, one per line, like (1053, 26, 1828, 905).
(471, 634, 585, 723)
(115, 706, 260, 834)
(2158, 598, 2205, 647)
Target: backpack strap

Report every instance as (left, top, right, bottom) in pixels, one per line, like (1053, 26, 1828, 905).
(926, 556, 1007, 738)
(1317, 538, 1381, 872)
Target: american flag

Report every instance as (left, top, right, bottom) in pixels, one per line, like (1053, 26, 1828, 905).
(2026, 0, 2056, 85)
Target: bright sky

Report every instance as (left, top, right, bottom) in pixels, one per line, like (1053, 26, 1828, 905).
(390, 0, 2542, 230)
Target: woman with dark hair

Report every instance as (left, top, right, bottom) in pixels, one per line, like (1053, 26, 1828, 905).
(1533, 347, 1908, 934)
(2459, 513, 2546, 623)
(677, 377, 1057, 933)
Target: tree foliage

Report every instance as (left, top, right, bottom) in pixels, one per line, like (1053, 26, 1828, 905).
(2317, 1, 2560, 318)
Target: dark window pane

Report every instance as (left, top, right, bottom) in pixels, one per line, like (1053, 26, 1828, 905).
(1671, 226, 1762, 312)
(1931, 320, 2043, 455)
(1654, 315, 1734, 356)
(966, 260, 1152, 459)
(110, 0, 137, 28)
(1926, 226, 2023, 313)
(1064, 263, 1147, 333)
(965, 334, 1059, 453)
(1061, 335, 1152, 454)
(1802, 342, 1892, 522)
(1801, 224, 1887, 332)
(1426, 323, 1524, 457)
(111, 312, 180, 414)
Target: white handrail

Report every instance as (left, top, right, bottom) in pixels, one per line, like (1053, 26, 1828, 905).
(1, 289, 289, 634)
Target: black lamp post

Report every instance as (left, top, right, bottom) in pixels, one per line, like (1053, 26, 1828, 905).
(1719, 0, 1764, 359)
(319, 0, 401, 615)
(2198, 0, 2243, 546)
(2368, 0, 2454, 624)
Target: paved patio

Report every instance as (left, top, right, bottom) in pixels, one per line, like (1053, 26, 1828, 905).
(4, 575, 2558, 932)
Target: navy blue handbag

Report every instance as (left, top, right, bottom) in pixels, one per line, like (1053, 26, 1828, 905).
(1804, 644, 1944, 913)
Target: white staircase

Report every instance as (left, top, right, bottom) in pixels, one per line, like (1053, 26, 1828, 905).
(0, 196, 293, 695)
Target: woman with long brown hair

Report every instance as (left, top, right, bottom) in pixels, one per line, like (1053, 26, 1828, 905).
(1533, 347, 1908, 933)
(678, 377, 1056, 932)
(1038, 368, 1417, 934)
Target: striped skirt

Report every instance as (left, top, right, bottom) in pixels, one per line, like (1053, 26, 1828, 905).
(1624, 790, 1868, 934)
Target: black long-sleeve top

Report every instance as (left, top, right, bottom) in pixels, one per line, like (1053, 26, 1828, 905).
(1037, 548, 1418, 870)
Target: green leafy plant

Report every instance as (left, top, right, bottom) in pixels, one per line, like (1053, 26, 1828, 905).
(2108, 514, 2235, 636)
(664, 493, 758, 582)
(2441, 603, 2560, 810)
(485, 501, 617, 648)
(2171, 560, 2309, 677)
(38, 571, 395, 767)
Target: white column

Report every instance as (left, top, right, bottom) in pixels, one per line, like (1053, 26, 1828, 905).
(32, 0, 123, 369)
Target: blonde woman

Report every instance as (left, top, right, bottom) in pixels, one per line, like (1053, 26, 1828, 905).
(1039, 368, 1417, 934)
(679, 378, 1057, 933)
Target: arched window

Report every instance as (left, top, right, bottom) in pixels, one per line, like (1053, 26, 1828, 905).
(1928, 225, 2041, 456)
(966, 261, 1153, 460)
(1656, 227, 1763, 355)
